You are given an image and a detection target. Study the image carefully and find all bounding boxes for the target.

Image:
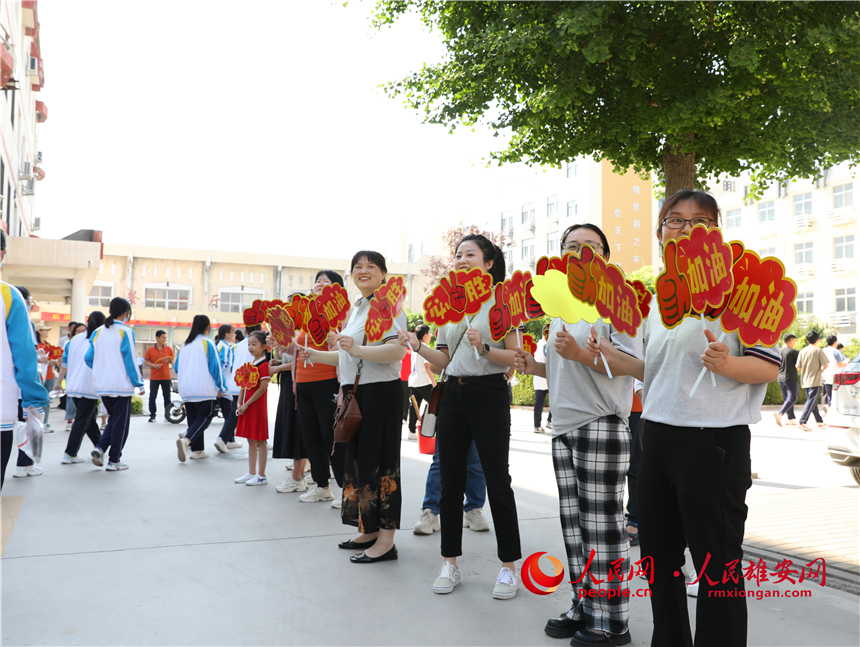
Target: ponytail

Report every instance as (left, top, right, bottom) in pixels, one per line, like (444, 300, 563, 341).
(184, 314, 211, 345)
(457, 234, 506, 284)
(105, 297, 131, 328)
(215, 323, 233, 343)
(86, 311, 106, 338)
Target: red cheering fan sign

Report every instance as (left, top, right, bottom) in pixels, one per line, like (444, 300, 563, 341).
(423, 268, 494, 327)
(267, 306, 296, 348)
(242, 298, 287, 327)
(521, 333, 537, 357)
(366, 276, 408, 343)
(44, 343, 64, 360)
(234, 362, 260, 390)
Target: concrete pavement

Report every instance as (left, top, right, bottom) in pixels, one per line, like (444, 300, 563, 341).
(1, 394, 858, 646)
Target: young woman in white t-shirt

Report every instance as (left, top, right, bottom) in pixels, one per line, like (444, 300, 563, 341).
(407, 324, 436, 436)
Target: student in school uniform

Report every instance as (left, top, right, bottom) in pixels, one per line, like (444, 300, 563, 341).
(57, 312, 106, 464)
(398, 234, 522, 600)
(517, 223, 639, 646)
(300, 251, 407, 564)
(175, 315, 227, 462)
(213, 324, 236, 452)
(85, 297, 144, 471)
(589, 190, 780, 647)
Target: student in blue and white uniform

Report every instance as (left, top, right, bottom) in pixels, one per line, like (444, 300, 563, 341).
(213, 323, 237, 453)
(175, 315, 227, 463)
(85, 297, 144, 471)
(1, 231, 50, 488)
(57, 312, 106, 464)
(589, 190, 780, 647)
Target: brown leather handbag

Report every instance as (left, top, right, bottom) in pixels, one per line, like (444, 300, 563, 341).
(333, 340, 365, 444)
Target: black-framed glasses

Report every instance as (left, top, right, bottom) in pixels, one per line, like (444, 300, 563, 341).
(662, 217, 716, 230)
(562, 241, 603, 254)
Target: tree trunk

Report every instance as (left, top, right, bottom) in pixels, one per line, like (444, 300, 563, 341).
(663, 132, 696, 197)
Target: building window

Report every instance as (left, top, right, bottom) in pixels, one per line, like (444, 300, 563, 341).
(567, 200, 579, 219)
(835, 287, 856, 312)
(153, 266, 158, 278)
(501, 210, 514, 230)
(299, 276, 304, 287)
(230, 271, 234, 282)
(796, 291, 814, 314)
(521, 238, 535, 259)
(408, 244, 414, 264)
(188, 268, 193, 280)
(794, 241, 813, 265)
(834, 235, 855, 260)
(88, 284, 113, 307)
(219, 271, 224, 281)
(726, 208, 742, 228)
(504, 249, 513, 266)
(547, 195, 559, 219)
(566, 162, 578, 178)
(99, 263, 104, 275)
(249, 272, 254, 284)
(793, 192, 813, 216)
(758, 200, 775, 222)
(219, 290, 262, 314)
(141, 266, 147, 278)
(833, 183, 854, 208)
(134, 327, 164, 358)
(241, 272, 245, 283)
(111, 264, 116, 276)
(289, 275, 293, 287)
(166, 267, 171, 279)
(547, 232, 560, 254)
(177, 268, 182, 280)
(521, 203, 535, 223)
(145, 288, 190, 310)
(758, 247, 776, 258)
(259, 273, 264, 285)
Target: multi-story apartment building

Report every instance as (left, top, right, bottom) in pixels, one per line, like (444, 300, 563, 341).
(708, 162, 858, 336)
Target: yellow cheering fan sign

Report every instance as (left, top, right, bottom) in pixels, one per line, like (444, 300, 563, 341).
(530, 269, 607, 327)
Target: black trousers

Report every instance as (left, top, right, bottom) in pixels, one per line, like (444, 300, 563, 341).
(96, 396, 133, 464)
(639, 420, 751, 647)
(1, 430, 12, 490)
(438, 375, 521, 563)
(184, 400, 216, 452)
(149, 380, 172, 416)
(298, 378, 344, 488)
(401, 380, 410, 420)
(533, 389, 553, 428)
(218, 397, 237, 443)
(408, 384, 433, 434)
(65, 397, 101, 457)
(626, 411, 643, 525)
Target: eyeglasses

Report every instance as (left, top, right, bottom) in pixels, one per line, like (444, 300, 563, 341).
(562, 242, 603, 254)
(661, 217, 716, 230)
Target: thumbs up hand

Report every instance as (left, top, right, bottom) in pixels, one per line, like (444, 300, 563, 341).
(567, 245, 597, 305)
(701, 327, 729, 374)
(488, 283, 512, 342)
(656, 241, 692, 327)
(307, 299, 329, 346)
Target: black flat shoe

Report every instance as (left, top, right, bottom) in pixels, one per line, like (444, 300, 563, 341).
(545, 614, 587, 638)
(350, 545, 398, 563)
(570, 629, 631, 647)
(338, 538, 377, 550)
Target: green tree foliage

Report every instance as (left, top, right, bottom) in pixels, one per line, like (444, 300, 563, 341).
(374, 1, 860, 197)
(626, 265, 657, 294)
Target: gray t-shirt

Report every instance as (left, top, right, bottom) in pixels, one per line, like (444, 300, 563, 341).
(338, 296, 407, 386)
(642, 310, 780, 428)
(545, 318, 640, 436)
(436, 300, 509, 378)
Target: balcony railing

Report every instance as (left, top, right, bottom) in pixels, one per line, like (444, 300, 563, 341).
(827, 312, 854, 329)
(827, 207, 857, 226)
(831, 258, 858, 274)
(793, 264, 815, 280)
(792, 213, 814, 232)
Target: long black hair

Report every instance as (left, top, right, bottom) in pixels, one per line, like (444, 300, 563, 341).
(314, 270, 345, 288)
(560, 223, 612, 261)
(184, 314, 211, 345)
(105, 297, 131, 328)
(214, 323, 233, 343)
(456, 234, 506, 284)
(86, 312, 106, 338)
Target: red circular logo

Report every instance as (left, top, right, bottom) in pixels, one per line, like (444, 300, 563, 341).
(521, 552, 565, 595)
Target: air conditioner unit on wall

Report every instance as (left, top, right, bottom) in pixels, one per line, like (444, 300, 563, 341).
(18, 161, 31, 180)
(32, 217, 40, 231)
(21, 178, 35, 196)
(36, 151, 43, 165)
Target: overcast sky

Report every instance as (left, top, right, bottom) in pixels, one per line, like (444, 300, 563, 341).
(34, 0, 523, 262)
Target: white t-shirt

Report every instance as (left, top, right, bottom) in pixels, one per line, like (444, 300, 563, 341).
(533, 338, 548, 391)
(823, 347, 845, 385)
(409, 349, 433, 388)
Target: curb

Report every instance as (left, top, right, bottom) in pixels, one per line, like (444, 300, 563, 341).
(741, 544, 860, 596)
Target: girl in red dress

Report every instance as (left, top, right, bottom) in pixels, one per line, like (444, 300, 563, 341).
(234, 331, 271, 486)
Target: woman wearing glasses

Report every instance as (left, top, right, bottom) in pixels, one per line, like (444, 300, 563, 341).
(516, 223, 639, 646)
(588, 190, 780, 647)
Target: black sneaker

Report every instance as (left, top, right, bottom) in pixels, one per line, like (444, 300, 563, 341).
(148, 414, 156, 423)
(570, 629, 631, 646)
(545, 614, 586, 638)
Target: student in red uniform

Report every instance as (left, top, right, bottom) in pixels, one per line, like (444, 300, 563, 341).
(143, 330, 174, 423)
(234, 331, 271, 486)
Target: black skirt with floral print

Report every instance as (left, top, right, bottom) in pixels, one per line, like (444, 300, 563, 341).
(340, 379, 402, 533)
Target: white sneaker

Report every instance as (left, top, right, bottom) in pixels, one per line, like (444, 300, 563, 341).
(106, 462, 129, 471)
(772, 411, 783, 427)
(91, 447, 105, 467)
(44, 424, 54, 433)
(546, 421, 552, 430)
(245, 475, 267, 486)
(190, 451, 209, 460)
(407, 432, 418, 440)
(276, 475, 307, 493)
(266, 442, 273, 451)
(214, 438, 228, 453)
(433, 562, 461, 594)
(303, 461, 311, 474)
(226, 441, 243, 450)
(13, 465, 43, 477)
(178, 431, 185, 440)
(534, 427, 544, 434)
(234, 472, 254, 484)
(64, 420, 73, 432)
(493, 567, 518, 600)
(61, 454, 84, 464)
(464, 508, 490, 532)
(299, 485, 334, 503)
(176, 437, 189, 462)
(331, 498, 343, 509)
(414, 509, 441, 535)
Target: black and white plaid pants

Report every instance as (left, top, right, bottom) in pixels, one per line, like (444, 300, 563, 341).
(552, 415, 630, 635)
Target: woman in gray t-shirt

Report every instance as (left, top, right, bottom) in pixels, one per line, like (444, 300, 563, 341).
(589, 190, 780, 647)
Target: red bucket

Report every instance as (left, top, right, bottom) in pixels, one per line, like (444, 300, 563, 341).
(416, 419, 436, 455)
